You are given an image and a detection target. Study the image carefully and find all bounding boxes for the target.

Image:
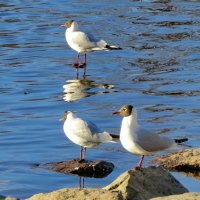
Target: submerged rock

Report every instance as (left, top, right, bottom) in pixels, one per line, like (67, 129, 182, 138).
(26, 188, 122, 200)
(150, 148, 200, 172)
(43, 159, 114, 178)
(0, 195, 19, 200)
(104, 166, 188, 200)
(151, 192, 200, 200)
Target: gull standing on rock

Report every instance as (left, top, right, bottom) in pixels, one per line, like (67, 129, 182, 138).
(113, 105, 178, 170)
(60, 111, 119, 161)
(61, 20, 121, 78)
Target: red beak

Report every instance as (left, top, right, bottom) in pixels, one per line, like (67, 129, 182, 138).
(112, 111, 120, 115)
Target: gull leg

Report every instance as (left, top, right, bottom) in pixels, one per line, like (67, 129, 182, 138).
(136, 155, 144, 170)
(79, 176, 85, 190)
(73, 53, 80, 67)
(76, 67, 79, 80)
(84, 53, 87, 66)
(74, 53, 79, 79)
(83, 147, 86, 160)
(83, 53, 87, 79)
(79, 146, 83, 161)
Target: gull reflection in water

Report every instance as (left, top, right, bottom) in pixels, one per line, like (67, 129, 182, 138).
(63, 79, 115, 102)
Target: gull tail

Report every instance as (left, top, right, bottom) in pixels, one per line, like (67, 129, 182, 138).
(174, 138, 188, 144)
(105, 44, 122, 50)
(96, 132, 119, 143)
(110, 134, 120, 142)
(95, 40, 121, 51)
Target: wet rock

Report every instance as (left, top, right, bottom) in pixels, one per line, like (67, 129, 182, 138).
(44, 159, 114, 178)
(151, 192, 200, 200)
(0, 195, 19, 200)
(26, 188, 123, 200)
(150, 148, 200, 172)
(104, 166, 188, 200)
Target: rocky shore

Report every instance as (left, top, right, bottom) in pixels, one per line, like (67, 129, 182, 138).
(27, 166, 200, 200)
(2, 148, 200, 200)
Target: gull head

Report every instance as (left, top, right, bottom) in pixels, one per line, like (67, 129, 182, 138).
(113, 105, 133, 117)
(60, 20, 74, 29)
(59, 111, 72, 122)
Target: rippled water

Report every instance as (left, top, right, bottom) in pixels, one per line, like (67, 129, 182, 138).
(0, 0, 200, 199)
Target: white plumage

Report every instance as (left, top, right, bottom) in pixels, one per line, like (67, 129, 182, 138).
(61, 20, 121, 68)
(60, 111, 119, 160)
(113, 105, 176, 170)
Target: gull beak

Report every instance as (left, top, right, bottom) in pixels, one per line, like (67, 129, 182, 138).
(59, 117, 64, 122)
(60, 24, 66, 27)
(112, 111, 120, 115)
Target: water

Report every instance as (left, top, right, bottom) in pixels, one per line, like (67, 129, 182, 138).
(0, 0, 200, 199)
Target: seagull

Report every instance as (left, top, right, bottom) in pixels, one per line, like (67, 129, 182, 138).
(60, 111, 119, 161)
(113, 105, 183, 170)
(60, 20, 121, 74)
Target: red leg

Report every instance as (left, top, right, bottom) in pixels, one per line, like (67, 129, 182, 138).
(136, 155, 144, 170)
(73, 53, 80, 67)
(83, 53, 87, 79)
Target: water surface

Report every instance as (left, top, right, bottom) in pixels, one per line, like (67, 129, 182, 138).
(0, 0, 200, 198)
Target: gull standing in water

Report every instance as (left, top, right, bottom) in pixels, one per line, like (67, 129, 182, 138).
(61, 20, 121, 78)
(60, 111, 119, 161)
(113, 105, 179, 170)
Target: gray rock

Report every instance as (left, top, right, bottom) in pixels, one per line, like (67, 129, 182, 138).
(104, 166, 188, 200)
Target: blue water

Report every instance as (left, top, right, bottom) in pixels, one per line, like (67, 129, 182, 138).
(0, 0, 200, 199)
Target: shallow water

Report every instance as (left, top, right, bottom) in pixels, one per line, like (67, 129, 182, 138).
(0, 0, 200, 199)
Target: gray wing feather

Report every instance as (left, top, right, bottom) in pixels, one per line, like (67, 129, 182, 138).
(135, 127, 175, 152)
(72, 118, 112, 142)
(71, 31, 97, 49)
(85, 120, 102, 135)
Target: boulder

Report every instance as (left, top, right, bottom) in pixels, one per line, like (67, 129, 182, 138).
(104, 166, 188, 200)
(26, 188, 122, 200)
(27, 166, 189, 200)
(151, 148, 200, 172)
(43, 159, 114, 178)
(151, 192, 200, 200)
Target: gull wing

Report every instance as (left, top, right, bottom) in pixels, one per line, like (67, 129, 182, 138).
(135, 127, 176, 152)
(70, 117, 112, 142)
(71, 31, 97, 49)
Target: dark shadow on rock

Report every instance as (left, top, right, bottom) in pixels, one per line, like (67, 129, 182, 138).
(39, 159, 114, 178)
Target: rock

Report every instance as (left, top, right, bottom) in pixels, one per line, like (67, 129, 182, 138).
(150, 148, 200, 172)
(151, 192, 200, 200)
(26, 188, 123, 200)
(43, 159, 114, 178)
(0, 195, 19, 200)
(103, 166, 188, 200)
(27, 166, 189, 200)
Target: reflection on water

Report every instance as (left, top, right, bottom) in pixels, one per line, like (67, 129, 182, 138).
(1, 0, 200, 198)
(63, 79, 116, 102)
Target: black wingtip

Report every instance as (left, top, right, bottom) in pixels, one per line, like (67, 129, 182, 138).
(110, 134, 120, 139)
(174, 138, 188, 144)
(105, 44, 122, 50)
